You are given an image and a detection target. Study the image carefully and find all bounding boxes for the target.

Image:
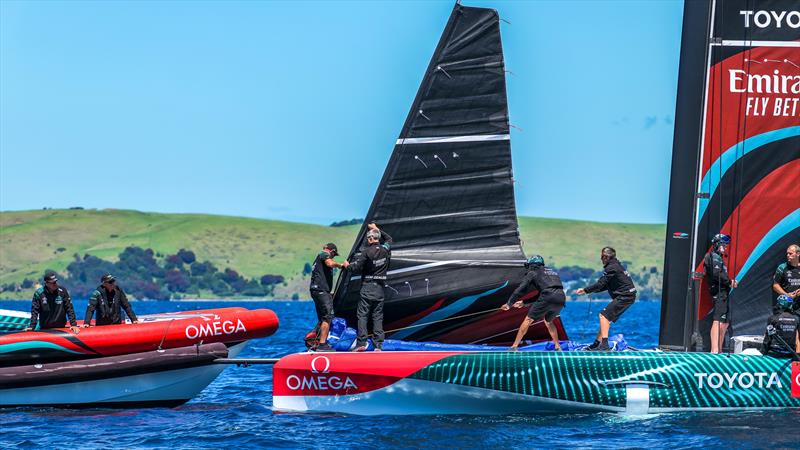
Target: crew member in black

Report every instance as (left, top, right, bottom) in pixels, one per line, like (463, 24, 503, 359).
(760, 295, 799, 358)
(307, 243, 348, 352)
(24, 272, 80, 333)
(576, 247, 637, 351)
(773, 244, 800, 312)
(347, 223, 392, 352)
(501, 255, 566, 351)
(703, 234, 738, 353)
(83, 274, 139, 327)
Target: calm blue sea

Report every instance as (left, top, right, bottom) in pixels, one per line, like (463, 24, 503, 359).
(1, 299, 798, 449)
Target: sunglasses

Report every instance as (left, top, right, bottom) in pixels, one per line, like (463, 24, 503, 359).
(104, 280, 116, 285)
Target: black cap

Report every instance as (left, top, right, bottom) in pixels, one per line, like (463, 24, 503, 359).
(324, 243, 338, 255)
(43, 272, 58, 283)
(101, 273, 116, 283)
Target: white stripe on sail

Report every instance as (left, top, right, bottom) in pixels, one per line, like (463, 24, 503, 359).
(712, 40, 800, 48)
(349, 258, 527, 280)
(396, 134, 510, 145)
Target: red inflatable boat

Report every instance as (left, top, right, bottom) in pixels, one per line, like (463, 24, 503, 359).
(0, 307, 279, 366)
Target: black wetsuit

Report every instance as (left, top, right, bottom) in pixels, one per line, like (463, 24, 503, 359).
(584, 257, 637, 322)
(29, 286, 78, 329)
(309, 251, 335, 324)
(760, 311, 799, 358)
(704, 250, 732, 323)
(507, 265, 566, 321)
(773, 262, 800, 313)
(348, 230, 392, 348)
(85, 285, 138, 325)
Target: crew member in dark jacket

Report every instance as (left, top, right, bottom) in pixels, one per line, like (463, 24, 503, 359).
(25, 272, 80, 333)
(703, 234, 738, 353)
(501, 255, 566, 351)
(773, 244, 800, 313)
(307, 243, 348, 352)
(760, 295, 799, 358)
(83, 274, 139, 327)
(576, 247, 637, 351)
(347, 223, 392, 352)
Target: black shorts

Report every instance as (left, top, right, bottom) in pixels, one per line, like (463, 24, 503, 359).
(310, 290, 334, 323)
(528, 291, 566, 322)
(712, 292, 729, 323)
(528, 301, 564, 322)
(600, 296, 635, 323)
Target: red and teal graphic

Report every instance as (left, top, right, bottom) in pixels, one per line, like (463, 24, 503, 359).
(692, 12, 800, 334)
(273, 351, 800, 415)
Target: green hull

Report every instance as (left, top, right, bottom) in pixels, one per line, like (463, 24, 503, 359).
(409, 351, 800, 411)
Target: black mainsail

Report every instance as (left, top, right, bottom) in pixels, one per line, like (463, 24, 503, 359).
(660, 0, 800, 351)
(333, 3, 567, 344)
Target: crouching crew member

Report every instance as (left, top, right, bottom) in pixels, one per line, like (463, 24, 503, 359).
(704, 234, 738, 353)
(347, 223, 392, 352)
(501, 255, 566, 351)
(307, 243, 348, 352)
(575, 247, 637, 351)
(760, 295, 800, 358)
(83, 274, 139, 327)
(25, 272, 80, 333)
(773, 244, 800, 313)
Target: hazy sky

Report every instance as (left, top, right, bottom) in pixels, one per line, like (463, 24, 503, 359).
(0, 0, 683, 224)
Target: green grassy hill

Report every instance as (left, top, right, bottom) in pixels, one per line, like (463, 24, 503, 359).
(0, 209, 666, 298)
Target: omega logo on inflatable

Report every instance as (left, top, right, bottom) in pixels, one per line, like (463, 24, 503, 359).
(792, 362, 800, 398)
(285, 356, 358, 391)
(184, 319, 247, 340)
(694, 372, 783, 390)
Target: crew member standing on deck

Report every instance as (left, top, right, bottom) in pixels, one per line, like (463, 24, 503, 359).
(24, 272, 80, 333)
(307, 243, 348, 352)
(575, 247, 637, 351)
(773, 244, 800, 313)
(501, 255, 566, 351)
(703, 234, 738, 353)
(347, 223, 392, 352)
(83, 274, 139, 327)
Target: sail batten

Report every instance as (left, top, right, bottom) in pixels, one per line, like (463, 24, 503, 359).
(332, 3, 566, 344)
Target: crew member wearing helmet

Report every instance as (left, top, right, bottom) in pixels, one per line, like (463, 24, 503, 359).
(704, 233, 738, 353)
(83, 274, 139, 327)
(760, 295, 800, 358)
(772, 244, 800, 313)
(347, 222, 392, 352)
(307, 242, 349, 352)
(24, 272, 80, 333)
(575, 247, 637, 351)
(501, 255, 566, 351)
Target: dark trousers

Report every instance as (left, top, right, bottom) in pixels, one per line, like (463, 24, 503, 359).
(357, 282, 385, 348)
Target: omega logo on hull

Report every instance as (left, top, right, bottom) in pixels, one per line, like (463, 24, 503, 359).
(285, 355, 359, 392)
(185, 319, 247, 340)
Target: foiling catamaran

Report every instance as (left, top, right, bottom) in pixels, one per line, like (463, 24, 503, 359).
(273, 1, 800, 414)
